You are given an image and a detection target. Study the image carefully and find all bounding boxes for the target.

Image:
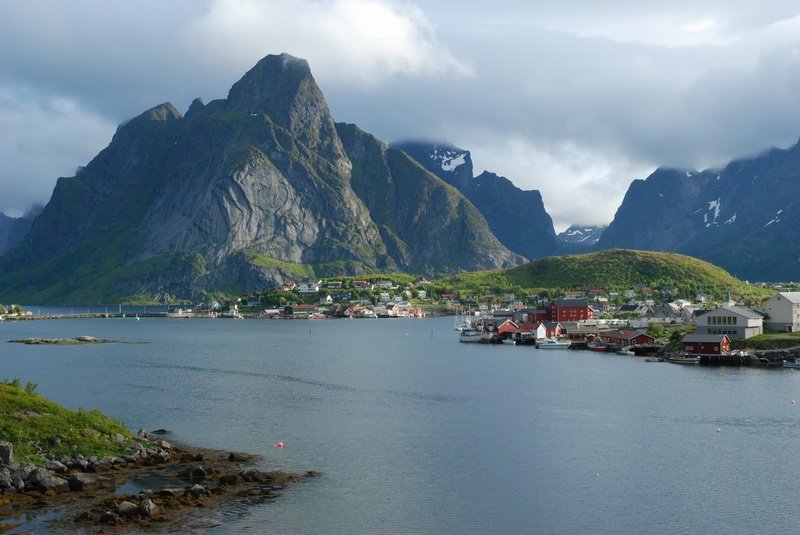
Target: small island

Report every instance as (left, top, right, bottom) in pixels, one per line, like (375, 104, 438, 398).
(0, 379, 316, 532)
(8, 336, 118, 345)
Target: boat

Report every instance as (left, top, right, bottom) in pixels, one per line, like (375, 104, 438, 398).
(783, 359, 800, 369)
(453, 308, 473, 332)
(459, 326, 492, 344)
(666, 355, 700, 364)
(537, 338, 571, 349)
(587, 340, 609, 352)
(501, 338, 517, 345)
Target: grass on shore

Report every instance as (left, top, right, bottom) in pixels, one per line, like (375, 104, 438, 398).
(0, 379, 135, 465)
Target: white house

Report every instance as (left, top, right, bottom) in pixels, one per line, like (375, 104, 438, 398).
(298, 280, 322, 293)
(695, 305, 763, 339)
(762, 292, 800, 332)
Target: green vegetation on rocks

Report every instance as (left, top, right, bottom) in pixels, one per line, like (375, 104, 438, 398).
(0, 380, 133, 464)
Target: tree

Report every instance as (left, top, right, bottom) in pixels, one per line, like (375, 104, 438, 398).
(647, 322, 665, 338)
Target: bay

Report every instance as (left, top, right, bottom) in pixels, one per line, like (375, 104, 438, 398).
(2, 316, 800, 533)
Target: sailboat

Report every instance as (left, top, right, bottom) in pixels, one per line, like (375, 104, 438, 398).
(453, 307, 472, 332)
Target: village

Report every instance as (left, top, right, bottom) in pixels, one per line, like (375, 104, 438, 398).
(4, 277, 800, 366)
(238, 279, 800, 366)
(454, 290, 800, 366)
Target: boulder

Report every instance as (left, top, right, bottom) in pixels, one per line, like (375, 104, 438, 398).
(159, 487, 184, 498)
(140, 498, 158, 516)
(240, 467, 266, 482)
(188, 483, 206, 497)
(45, 460, 68, 474)
(11, 464, 34, 481)
(0, 442, 13, 465)
(0, 467, 11, 489)
(28, 469, 69, 493)
(180, 465, 206, 482)
(118, 500, 140, 517)
(68, 472, 113, 491)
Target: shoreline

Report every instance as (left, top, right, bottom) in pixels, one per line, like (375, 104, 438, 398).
(0, 430, 317, 532)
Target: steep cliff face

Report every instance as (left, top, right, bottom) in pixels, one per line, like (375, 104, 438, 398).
(0, 208, 38, 256)
(340, 125, 523, 273)
(0, 54, 522, 303)
(597, 140, 800, 280)
(598, 168, 708, 251)
(393, 141, 558, 260)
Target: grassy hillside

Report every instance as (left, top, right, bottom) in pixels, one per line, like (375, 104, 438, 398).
(0, 380, 134, 464)
(443, 249, 771, 303)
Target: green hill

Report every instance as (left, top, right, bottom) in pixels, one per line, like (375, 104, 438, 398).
(0, 379, 134, 464)
(443, 249, 771, 304)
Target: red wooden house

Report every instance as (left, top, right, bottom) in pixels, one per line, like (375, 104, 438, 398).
(601, 330, 656, 348)
(548, 298, 594, 322)
(682, 334, 732, 355)
(496, 320, 519, 337)
(542, 321, 563, 338)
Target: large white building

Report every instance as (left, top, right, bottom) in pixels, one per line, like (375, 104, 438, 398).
(695, 306, 763, 340)
(762, 292, 800, 332)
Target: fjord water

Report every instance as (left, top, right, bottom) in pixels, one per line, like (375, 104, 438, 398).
(3, 316, 800, 533)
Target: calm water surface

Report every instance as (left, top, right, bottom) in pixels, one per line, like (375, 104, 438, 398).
(3, 316, 800, 533)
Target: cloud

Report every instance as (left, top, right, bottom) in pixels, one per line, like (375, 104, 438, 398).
(1, 0, 800, 235)
(0, 86, 113, 216)
(0, 0, 469, 216)
(181, 0, 472, 87)
(454, 135, 651, 231)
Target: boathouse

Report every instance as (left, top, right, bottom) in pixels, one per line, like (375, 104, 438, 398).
(517, 321, 547, 342)
(601, 330, 656, 348)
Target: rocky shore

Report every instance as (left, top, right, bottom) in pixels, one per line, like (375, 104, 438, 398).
(0, 430, 317, 532)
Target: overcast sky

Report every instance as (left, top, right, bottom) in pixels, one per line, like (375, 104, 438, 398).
(2, 1, 800, 230)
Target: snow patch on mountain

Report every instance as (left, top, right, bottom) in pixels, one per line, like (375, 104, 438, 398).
(764, 209, 783, 227)
(431, 148, 467, 172)
(704, 198, 721, 227)
(557, 225, 606, 245)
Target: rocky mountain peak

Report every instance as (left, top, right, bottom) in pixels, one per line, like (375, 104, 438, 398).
(227, 53, 312, 115)
(394, 140, 558, 259)
(226, 53, 346, 164)
(113, 102, 182, 143)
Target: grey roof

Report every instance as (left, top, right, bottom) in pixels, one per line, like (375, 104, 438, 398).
(706, 306, 763, 320)
(776, 292, 800, 304)
(647, 304, 679, 317)
(551, 298, 588, 307)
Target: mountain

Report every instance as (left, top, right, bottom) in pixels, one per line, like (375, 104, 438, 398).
(557, 225, 606, 246)
(393, 142, 559, 260)
(0, 206, 41, 256)
(337, 126, 520, 273)
(0, 54, 522, 304)
(597, 140, 800, 281)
